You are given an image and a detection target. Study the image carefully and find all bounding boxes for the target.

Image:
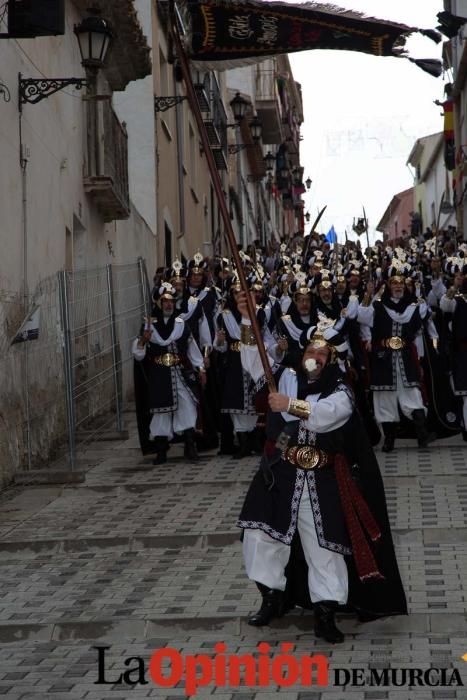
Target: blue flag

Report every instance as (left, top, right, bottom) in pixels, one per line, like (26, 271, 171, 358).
(325, 225, 337, 243)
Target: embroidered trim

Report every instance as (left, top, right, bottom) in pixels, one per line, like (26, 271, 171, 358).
(237, 468, 306, 544)
(306, 470, 352, 556)
(150, 342, 179, 414)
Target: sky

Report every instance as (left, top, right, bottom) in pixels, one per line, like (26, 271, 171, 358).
(287, 0, 447, 242)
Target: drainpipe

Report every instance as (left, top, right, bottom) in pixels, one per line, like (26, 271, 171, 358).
(175, 69, 185, 242)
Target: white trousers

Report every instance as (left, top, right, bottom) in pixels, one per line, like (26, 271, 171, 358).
(232, 414, 258, 433)
(149, 370, 197, 440)
(243, 487, 348, 604)
(373, 358, 425, 423)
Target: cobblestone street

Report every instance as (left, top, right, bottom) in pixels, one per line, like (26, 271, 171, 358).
(0, 411, 466, 699)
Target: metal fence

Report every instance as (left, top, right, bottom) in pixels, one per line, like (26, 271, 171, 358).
(0, 276, 66, 486)
(0, 259, 150, 486)
(60, 258, 150, 467)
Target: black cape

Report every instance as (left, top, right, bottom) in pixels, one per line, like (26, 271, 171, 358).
(282, 409, 407, 620)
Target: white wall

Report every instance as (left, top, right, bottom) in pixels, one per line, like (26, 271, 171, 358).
(113, 0, 157, 237)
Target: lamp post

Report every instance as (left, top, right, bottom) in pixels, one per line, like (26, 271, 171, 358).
(264, 151, 276, 172)
(229, 92, 249, 123)
(305, 176, 312, 190)
(19, 8, 112, 108)
(74, 8, 113, 74)
(228, 115, 263, 154)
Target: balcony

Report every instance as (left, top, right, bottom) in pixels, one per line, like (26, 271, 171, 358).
(459, 145, 467, 176)
(198, 72, 228, 170)
(84, 100, 130, 222)
(255, 67, 283, 145)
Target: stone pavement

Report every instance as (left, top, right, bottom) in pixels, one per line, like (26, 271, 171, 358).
(0, 411, 467, 699)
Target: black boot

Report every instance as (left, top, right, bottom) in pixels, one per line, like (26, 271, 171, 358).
(412, 409, 436, 448)
(233, 432, 251, 460)
(152, 437, 168, 465)
(313, 601, 344, 644)
(381, 422, 396, 453)
(218, 414, 236, 455)
(248, 582, 285, 627)
(251, 428, 265, 455)
(183, 428, 199, 460)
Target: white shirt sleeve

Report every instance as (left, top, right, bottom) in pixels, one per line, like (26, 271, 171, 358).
(425, 317, 439, 340)
(199, 312, 213, 348)
(132, 337, 146, 361)
(357, 304, 374, 327)
(278, 369, 300, 423)
(187, 335, 204, 369)
(428, 278, 447, 306)
(240, 320, 274, 383)
(345, 295, 359, 319)
(440, 294, 456, 314)
(304, 390, 353, 433)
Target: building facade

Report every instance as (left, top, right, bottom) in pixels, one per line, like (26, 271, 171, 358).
(376, 188, 414, 243)
(406, 132, 455, 235)
(0, 1, 305, 487)
(0, 0, 155, 485)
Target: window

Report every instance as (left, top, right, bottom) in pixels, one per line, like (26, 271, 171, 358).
(159, 49, 174, 136)
(164, 223, 172, 268)
(189, 122, 196, 180)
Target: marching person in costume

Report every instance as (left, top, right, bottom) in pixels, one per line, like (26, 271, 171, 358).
(132, 283, 206, 465)
(358, 269, 436, 452)
(236, 292, 407, 643)
(440, 272, 467, 439)
(214, 277, 263, 459)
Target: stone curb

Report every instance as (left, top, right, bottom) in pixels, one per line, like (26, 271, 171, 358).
(1, 613, 466, 644)
(14, 470, 86, 485)
(1, 528, 466, 557)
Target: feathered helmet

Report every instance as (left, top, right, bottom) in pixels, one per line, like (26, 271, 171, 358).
(444, 255, 467, 276)
(187, 251, 207, 276)
(385, 253, 412, 284)
(168, 258, 185, 284)
(291, 271, 312, 300)
(226, 273, 242, 294)
(299, 313, 348, 364)
(313, 269, 335, 290)
(247, 271, 265, 292)
(154, 282, 177, 306)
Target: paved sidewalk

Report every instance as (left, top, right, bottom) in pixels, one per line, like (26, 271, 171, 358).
(0, 411, 466, 699)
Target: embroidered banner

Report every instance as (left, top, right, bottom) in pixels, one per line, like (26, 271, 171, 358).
(186, 0, 440, 63)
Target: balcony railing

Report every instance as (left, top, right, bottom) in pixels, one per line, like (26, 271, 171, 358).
(196, 71, 228, 170)
(255, 67, 283, 144)
(84, 99, 130, 222)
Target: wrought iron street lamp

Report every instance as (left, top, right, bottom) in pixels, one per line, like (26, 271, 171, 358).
(229, 92, 249, 123)
(74, 8, 113, 72)
(264, 151, 276, 172)
(19, 8, 112, 108)
(228, 115, 263, 154)
(305, 176, 312, 190)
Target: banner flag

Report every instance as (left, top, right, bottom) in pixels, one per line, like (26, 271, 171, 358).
(182, 0, 441, 74)
(325, 225, 337, 243)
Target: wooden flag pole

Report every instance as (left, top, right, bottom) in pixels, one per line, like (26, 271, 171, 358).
(168, 1, 276, 391)
(303, 205, 327, 261)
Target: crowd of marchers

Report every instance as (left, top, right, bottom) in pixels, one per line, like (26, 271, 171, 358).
(131, 228, 466, 643)
(133, 229, 466, 464)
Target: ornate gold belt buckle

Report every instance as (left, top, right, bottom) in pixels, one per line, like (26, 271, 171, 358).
(296, 447, 320, 470)
(388, 336, 403, 350)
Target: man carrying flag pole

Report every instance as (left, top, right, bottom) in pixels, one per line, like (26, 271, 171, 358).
(169, 0, 407, 644)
